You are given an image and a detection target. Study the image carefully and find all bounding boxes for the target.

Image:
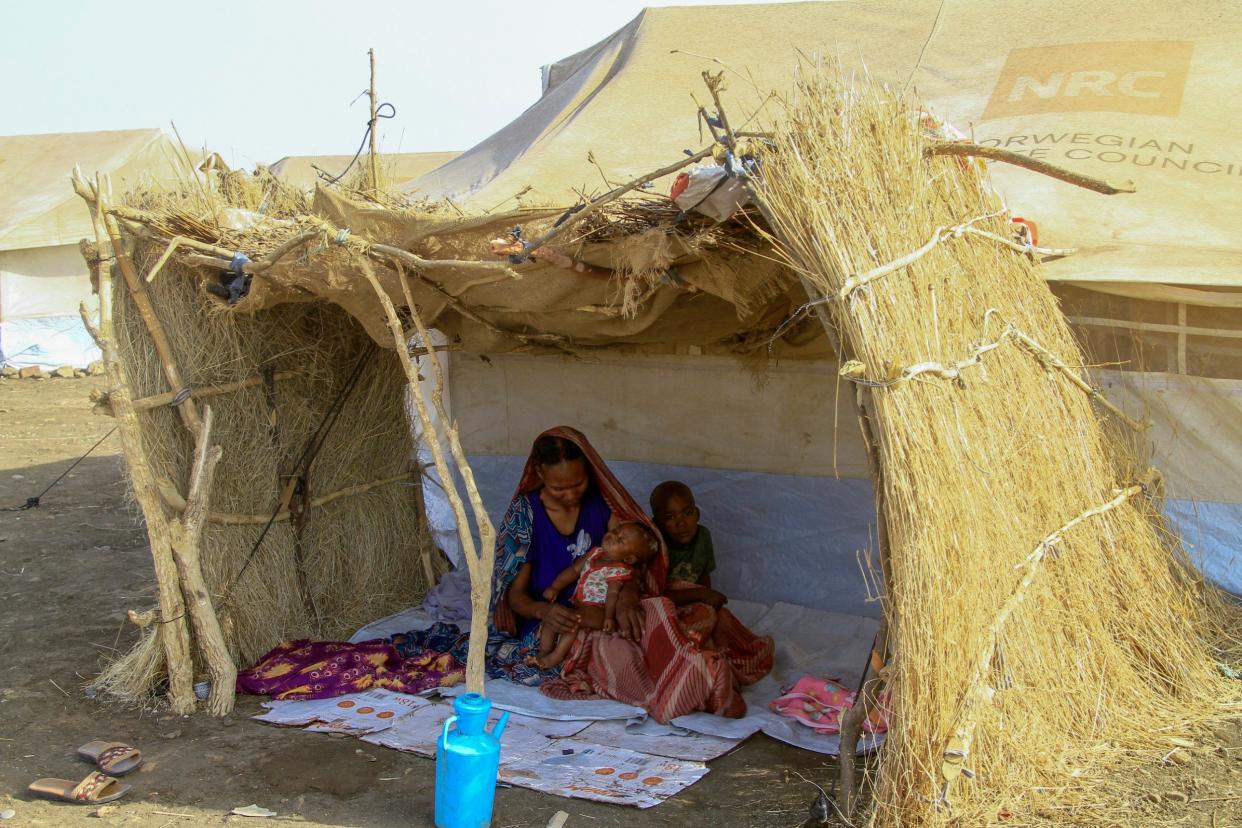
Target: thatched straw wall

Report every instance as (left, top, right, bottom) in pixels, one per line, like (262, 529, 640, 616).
(95, 243, 440, 698)
(753, 69, 1236, 826)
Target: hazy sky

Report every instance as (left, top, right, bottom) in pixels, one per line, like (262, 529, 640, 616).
(5, 0, 801, 168)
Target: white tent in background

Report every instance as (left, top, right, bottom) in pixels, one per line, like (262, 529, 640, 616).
(406, 0, 1241, 595)
(269, 151, 460, 193)
(0, 129, 195, 370)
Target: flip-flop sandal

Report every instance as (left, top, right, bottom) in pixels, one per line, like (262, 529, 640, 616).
(28, 771, 131, 803)
(77, 741, 143, 776)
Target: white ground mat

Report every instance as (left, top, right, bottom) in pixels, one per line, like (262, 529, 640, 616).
(254, 689, 706, 808)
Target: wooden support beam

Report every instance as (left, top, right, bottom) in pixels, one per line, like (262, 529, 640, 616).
(368, 48, 380, 193)
(1068, 315, 1242, 340)
(74, 170, 195, 713)
(156, 474, 408, 525)
(167, 404, 237, 716)
(125, 371, 301, 412)
(95, 180, 202, 434)
(361, 259, 496, 693)
(838, 613, 890, 820)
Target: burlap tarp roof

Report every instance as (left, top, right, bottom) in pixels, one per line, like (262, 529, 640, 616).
(216, 0, 1242, 355)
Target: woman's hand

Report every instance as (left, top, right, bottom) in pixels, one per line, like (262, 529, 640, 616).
(538, 601, 581, 635)
(701, 588, 728, 609)
(614, 586, 644, 641)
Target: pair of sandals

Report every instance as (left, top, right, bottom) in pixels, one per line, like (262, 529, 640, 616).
(28, 741, 143, 804)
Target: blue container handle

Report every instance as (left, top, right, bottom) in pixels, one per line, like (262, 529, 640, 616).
(489, 710, 510, 740)
(441, 714, 458, 743)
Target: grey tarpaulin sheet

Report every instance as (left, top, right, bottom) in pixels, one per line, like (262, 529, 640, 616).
(426, 455, 880, 617)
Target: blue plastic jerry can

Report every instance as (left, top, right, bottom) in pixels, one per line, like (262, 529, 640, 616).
(435, 692, 509, 828)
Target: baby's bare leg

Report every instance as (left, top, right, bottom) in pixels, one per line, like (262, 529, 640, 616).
(524, 622, 559, 666)
(534, 632, 576, 669)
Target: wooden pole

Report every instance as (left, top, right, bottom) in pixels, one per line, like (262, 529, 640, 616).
(395, 264, 497, 692)
(925, 143, 1136, 195)
(78, 175, 202, 435)
(74, 169, 196, 714)
(120, 371, 301, 412)
(156, 474, 408, 525)
(368, 48, 380, 193)
(838, 613, 890, 820)
(359, 261, 495, 693)
(167, 404, 237, 716)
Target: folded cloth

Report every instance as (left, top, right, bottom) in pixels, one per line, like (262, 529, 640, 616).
(769, 676, 888, 735)
(237, 627, 465, 700)
(420, 567, 473, 623)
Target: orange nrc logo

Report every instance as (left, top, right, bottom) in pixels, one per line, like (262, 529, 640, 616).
(983, 41, 1193, 119)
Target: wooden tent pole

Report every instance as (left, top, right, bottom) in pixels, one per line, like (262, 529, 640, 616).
(368, 48, 380, 193)
(360, 262, 495, 693)
(167, 404, 237, 715)
(394, 264, 497, 692)
(838, 612, 890, 819)
(74, 169, 196, 713)
(93, 177, 201, 434)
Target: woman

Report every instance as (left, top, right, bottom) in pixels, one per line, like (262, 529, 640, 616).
(488, 426, 773, 722)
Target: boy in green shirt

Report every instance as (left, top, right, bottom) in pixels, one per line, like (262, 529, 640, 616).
(649, 480, 728, 608)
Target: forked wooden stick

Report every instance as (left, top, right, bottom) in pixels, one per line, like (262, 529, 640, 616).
(360, 261, 496, 693)
(166, 405, 237, 715)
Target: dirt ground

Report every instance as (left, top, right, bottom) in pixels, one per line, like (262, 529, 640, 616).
(0, 377, 1238, 828)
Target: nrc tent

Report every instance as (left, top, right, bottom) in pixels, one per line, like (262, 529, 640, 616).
(268, 151, 459, 193)
(77, 2, 1236, 825)
(0, 129, 195, 369)
(407, 0, 1242, 595)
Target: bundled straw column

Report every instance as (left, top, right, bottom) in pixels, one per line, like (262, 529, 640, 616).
(750, 68, 1231, 825)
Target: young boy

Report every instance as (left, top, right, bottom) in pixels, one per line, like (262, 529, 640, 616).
(649, 481, 728, 608)
(527, 521, 660, 669)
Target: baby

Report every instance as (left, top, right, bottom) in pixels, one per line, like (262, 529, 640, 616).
(650, 481, 728, 608)
(527, 521, 660, 669)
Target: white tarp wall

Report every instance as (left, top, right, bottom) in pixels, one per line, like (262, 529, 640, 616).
(1099, 371, 1242, 594)
(0, 245, 100, 368)
(0, 128, 197, 370)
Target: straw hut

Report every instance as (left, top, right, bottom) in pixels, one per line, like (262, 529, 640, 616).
(74, 2, 1237, 825)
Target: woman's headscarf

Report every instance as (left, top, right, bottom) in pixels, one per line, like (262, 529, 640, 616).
(490, 426, 668, 635)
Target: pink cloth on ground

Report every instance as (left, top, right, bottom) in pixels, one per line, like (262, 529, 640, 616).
(768, 676, 889, 735)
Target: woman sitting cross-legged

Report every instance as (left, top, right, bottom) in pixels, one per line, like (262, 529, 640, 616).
(487, 426, 774, 722)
